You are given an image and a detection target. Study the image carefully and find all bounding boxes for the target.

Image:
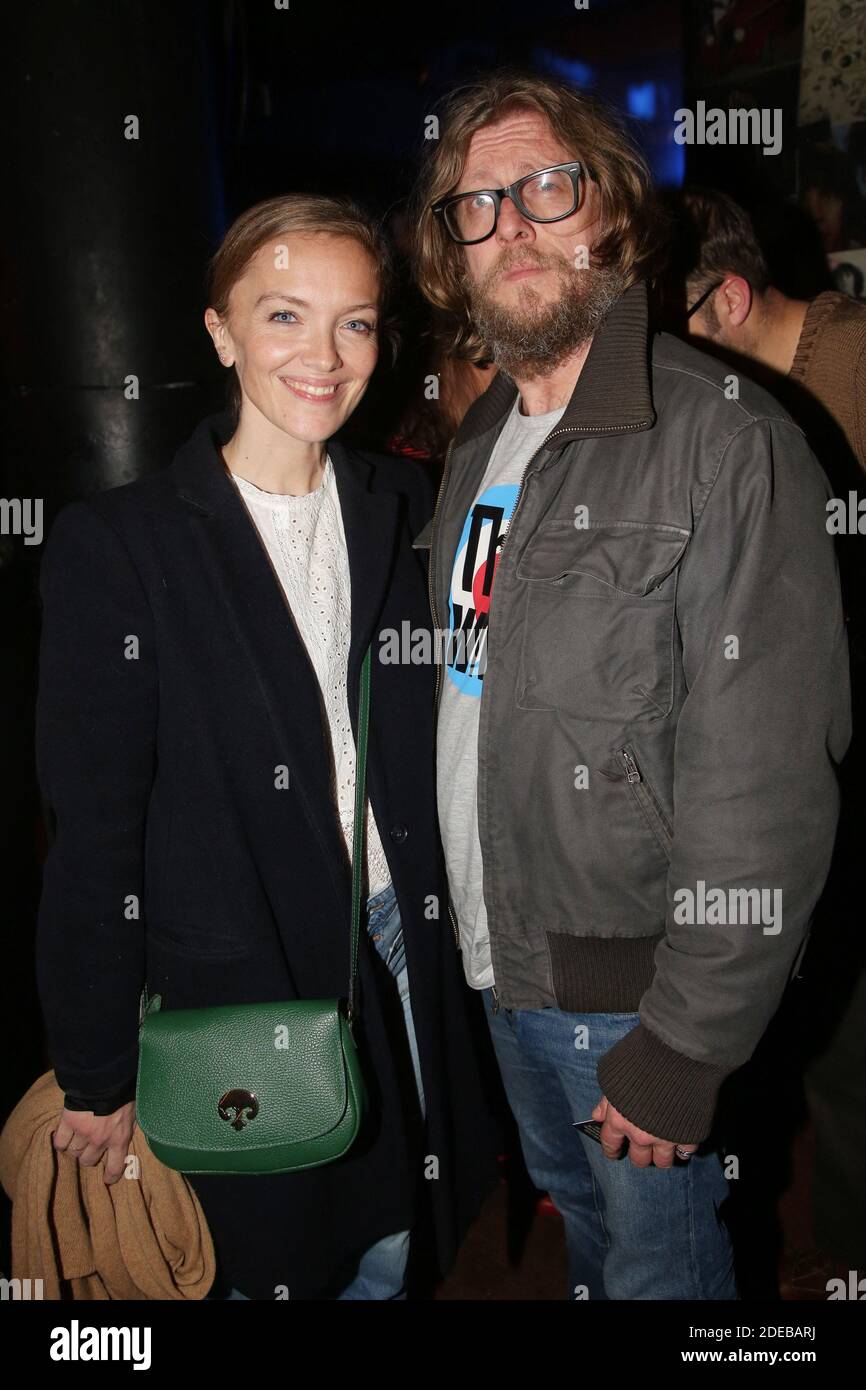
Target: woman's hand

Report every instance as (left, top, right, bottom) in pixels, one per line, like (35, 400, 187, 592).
(53, 1102, 136, 1185)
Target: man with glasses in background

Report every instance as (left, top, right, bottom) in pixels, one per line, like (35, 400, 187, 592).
(409, 70, 850, 1300)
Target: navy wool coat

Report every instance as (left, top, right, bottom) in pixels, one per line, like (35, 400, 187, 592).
(35, 412, 501, 1299)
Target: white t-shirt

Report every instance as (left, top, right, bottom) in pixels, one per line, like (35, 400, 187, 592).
(233, 455, 391, 896)
(437, 396, 567, 987)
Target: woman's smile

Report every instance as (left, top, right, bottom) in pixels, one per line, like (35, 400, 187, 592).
(277, 375, 344, 403)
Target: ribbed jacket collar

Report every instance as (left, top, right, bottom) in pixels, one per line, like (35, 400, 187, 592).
(452, 279, 656, 449)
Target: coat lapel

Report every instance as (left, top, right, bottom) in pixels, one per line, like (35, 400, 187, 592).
(326, 437, 401, 711)
(171, 414, 401, 877)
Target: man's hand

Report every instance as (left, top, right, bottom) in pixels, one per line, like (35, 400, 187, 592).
(591, 1096, 698, 1169)
(52, 1102, 136, 1185)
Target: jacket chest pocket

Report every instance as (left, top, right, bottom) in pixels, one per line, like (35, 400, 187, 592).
(515, 519, 691, 723)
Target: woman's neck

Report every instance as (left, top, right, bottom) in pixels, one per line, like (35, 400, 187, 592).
(222, 415, 326, 496)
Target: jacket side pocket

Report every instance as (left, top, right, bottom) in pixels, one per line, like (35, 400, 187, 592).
(613, 742, 674, 862)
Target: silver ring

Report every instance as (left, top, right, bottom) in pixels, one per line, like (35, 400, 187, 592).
(675, 1146, 692, 1159)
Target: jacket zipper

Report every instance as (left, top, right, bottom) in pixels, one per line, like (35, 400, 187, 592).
(427, 438, 462, 950)
(472, 436, 569, 1001)
(431, 435, 551, 948)
(622, 749, 641, 783)
(429, 409, 652, 966)
(446, 899, 460, 948)
(619, 744, 674, 852)
(427, 438, 455, 723)
(429, 421, 637, 953)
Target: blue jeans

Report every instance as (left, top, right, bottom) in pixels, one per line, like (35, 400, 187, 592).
(483, 990, 737, 1300)
(336, 878, 425, 1300)
(215, 881, 424, 1301)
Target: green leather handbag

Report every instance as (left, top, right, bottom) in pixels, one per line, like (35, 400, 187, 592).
(135, 647, 372, 1175)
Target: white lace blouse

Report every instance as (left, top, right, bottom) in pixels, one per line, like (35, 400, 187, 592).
(232, 456, 391, 896)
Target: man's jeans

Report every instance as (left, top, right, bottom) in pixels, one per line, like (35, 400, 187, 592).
(482, 990, 737, 1300)
(216, 880, 425, 1301)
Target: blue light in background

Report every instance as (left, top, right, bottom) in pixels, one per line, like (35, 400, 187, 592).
(657, 140, 685, 186)
(530, 46, 684, 188)
(626, 81, 656, 120)
(533, 47, 595, 88)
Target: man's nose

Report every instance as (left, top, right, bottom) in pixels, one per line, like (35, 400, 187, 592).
(496, 194, 534, 239)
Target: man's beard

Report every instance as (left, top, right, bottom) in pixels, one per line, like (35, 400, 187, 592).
(460, 247, 626, 380)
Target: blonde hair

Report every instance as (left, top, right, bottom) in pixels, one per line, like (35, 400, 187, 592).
(410, 68, 665, 359)
(207, 193, 399, 414)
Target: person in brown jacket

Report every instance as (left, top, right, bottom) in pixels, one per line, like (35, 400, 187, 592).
(668, 186, 866, 477)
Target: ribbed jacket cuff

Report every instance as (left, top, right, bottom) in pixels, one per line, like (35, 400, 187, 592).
(596, 1023, 730, 1144)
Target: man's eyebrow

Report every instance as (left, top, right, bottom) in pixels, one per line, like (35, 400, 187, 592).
(456, 160, 552, 190)
(457, 170, 497, 189)
(254, 292, 378, 312)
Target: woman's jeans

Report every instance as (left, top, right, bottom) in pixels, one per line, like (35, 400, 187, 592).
(482, 991, 737, 1301)
(336, 878, 425, 1300)
(218, 879, 424, 1301)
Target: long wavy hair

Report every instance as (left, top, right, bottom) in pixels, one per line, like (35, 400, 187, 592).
(409, 68, 667, 360)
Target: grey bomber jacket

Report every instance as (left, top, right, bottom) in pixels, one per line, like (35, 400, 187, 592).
(416, 281, 851, 1142)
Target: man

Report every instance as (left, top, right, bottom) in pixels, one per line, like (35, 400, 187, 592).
(409, 70, 851, 1301)
(670, 185, 866, 1288)
(670, 186, 866, 478)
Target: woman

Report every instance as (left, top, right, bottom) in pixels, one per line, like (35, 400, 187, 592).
(35, 195, 500, 1300)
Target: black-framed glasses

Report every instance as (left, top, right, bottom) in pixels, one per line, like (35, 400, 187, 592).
(686, 279, 724, 318)
(432, 161, 593, 245)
